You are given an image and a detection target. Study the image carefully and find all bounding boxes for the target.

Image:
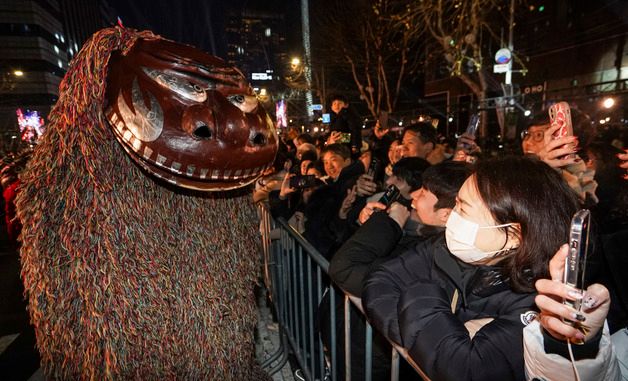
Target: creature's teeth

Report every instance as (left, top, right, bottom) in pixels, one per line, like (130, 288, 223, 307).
(171, 162, 182, 174)
(195, 120, 205, 128)
(186, 165, 195, 177)
(132, 137, 142, 151)
(199, 168, 209, 179)
(210, 170, 220, 180)
(241, 168, 251, 178)
(143, 146, 153, 159)
(123, 130, 133, 142)
(110, 112, 119, 124)
(234, 169, 242, 178)
(224, 170, 231, 179)
(166, 177, 177, 185)
(116, 120, 125, 133)
(156, 154, 167, 166)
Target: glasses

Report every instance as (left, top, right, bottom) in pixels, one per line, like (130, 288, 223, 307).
(521, 129, 545, 142)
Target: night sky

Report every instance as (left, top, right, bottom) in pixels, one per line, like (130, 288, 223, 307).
(107, 0, 302, 59)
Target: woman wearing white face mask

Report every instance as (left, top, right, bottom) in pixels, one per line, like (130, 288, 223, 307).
(362, 156, 580, 381)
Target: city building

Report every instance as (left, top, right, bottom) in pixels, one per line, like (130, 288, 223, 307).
(0, 0, 106, 153)
(224, 8, 289, 108)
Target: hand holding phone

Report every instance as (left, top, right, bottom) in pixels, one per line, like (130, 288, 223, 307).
(367, 157, 382, 179)
(289, 174, 320, 189)
(454, 114, 481, 163)
(338, 132, 351, 144)
(378, 184, 400, 208)
(534, 210, 610, 346)
(561, 209, 591, 343)
(548, 102, 575, 159)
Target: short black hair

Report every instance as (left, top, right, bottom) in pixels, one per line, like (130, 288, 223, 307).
(402, 122, 437, 146)
(321, 143, 351, 160)
(300, 150, 318, 163)
(526, 114, 549, 129)
(391, 157, 431, 192)
(307, 160, 325, 176)
(330, 94, 348, 104)
(422, 161, 473, 210)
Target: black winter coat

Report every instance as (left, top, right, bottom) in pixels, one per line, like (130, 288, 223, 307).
(302, 161, 364, 258)
(363, 235, 537, 381)
(329, 108, 362, 154)
(330, 211, 441, 297)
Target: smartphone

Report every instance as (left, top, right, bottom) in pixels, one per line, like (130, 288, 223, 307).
(378, 184, 400, 208)
(456, 113, 480, 152)
(562, 209, 590, 340)
(367, 157, 381, 179)
(289, 174, 320, 189)
(549, 102, 573, 139)
(549, 102, 575, 159)
(338, 132, 351, 144)
(465, 113, 480, 138)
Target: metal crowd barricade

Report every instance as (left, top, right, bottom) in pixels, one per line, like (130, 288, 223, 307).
(258, 204, 431, 381)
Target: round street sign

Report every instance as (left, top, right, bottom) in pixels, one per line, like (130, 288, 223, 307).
(495, 48, 512, 64)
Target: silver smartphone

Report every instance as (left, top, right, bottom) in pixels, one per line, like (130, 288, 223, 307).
(563, 209, 590, 314)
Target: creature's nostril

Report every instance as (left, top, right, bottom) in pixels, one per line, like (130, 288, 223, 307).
(251, 133, 267, 146)
(193, 125, 212, 139)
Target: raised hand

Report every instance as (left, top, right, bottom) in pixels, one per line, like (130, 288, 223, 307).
(535, 245, 610, 343)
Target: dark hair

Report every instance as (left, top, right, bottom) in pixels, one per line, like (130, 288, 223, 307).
(402, 122, 437, 146)
(422, 161, 473, 210)
(391, 157, 431, 192)
(300, 150, 318, 163)
(474, 156, 580, 293)
(321, 143, 351, 160)
(330, 94, 348, 104)
(307, 160, 325, 176)
(296, 133, 315, 145)
(526, 114, 549, 129)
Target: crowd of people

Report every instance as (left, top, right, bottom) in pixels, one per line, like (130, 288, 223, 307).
(255, 97, 628, 380)
(2, 95, 628, 380)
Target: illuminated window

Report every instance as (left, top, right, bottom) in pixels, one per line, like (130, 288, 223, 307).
(265, 28, 271, 37)
(54, 45, 59, 54)
(57, 59, 63, 68)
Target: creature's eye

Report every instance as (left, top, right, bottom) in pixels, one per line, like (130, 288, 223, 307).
(142, 67, 208, 103)
(228, 94, 258, 114)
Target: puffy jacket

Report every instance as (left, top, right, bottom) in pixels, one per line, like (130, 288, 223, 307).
(363, 235, 537, 381)
(523, 320, 621, 380)
(330, 211, 441, 297)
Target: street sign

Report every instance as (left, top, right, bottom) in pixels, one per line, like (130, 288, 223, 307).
(493, 63, 510, 73)
(495, 48, 512, 64)
(523, 84, 545, 94)
(309, 104, 323, 111)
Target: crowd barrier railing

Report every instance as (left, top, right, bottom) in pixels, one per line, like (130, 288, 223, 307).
(258, 204, 431, 381)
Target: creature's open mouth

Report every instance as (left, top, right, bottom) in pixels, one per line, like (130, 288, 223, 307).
(107, 111, 270, 191)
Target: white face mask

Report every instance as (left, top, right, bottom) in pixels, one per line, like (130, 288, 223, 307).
(445, 210, 515, 264)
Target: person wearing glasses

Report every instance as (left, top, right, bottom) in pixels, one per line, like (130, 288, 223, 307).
(521, 111, 597, 205)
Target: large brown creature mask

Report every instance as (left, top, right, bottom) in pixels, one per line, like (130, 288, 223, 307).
(105, 38, 278, 191)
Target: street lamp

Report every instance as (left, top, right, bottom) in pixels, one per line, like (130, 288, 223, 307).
(291, 57, 301, 67)
(602, 97, 615, 109)
(13, 70, 24, 76)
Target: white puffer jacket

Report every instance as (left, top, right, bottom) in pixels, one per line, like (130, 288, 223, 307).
(523, 320, 621, 381)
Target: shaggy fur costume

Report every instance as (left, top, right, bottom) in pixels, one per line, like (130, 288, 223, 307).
(16, 27, 270, 379)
